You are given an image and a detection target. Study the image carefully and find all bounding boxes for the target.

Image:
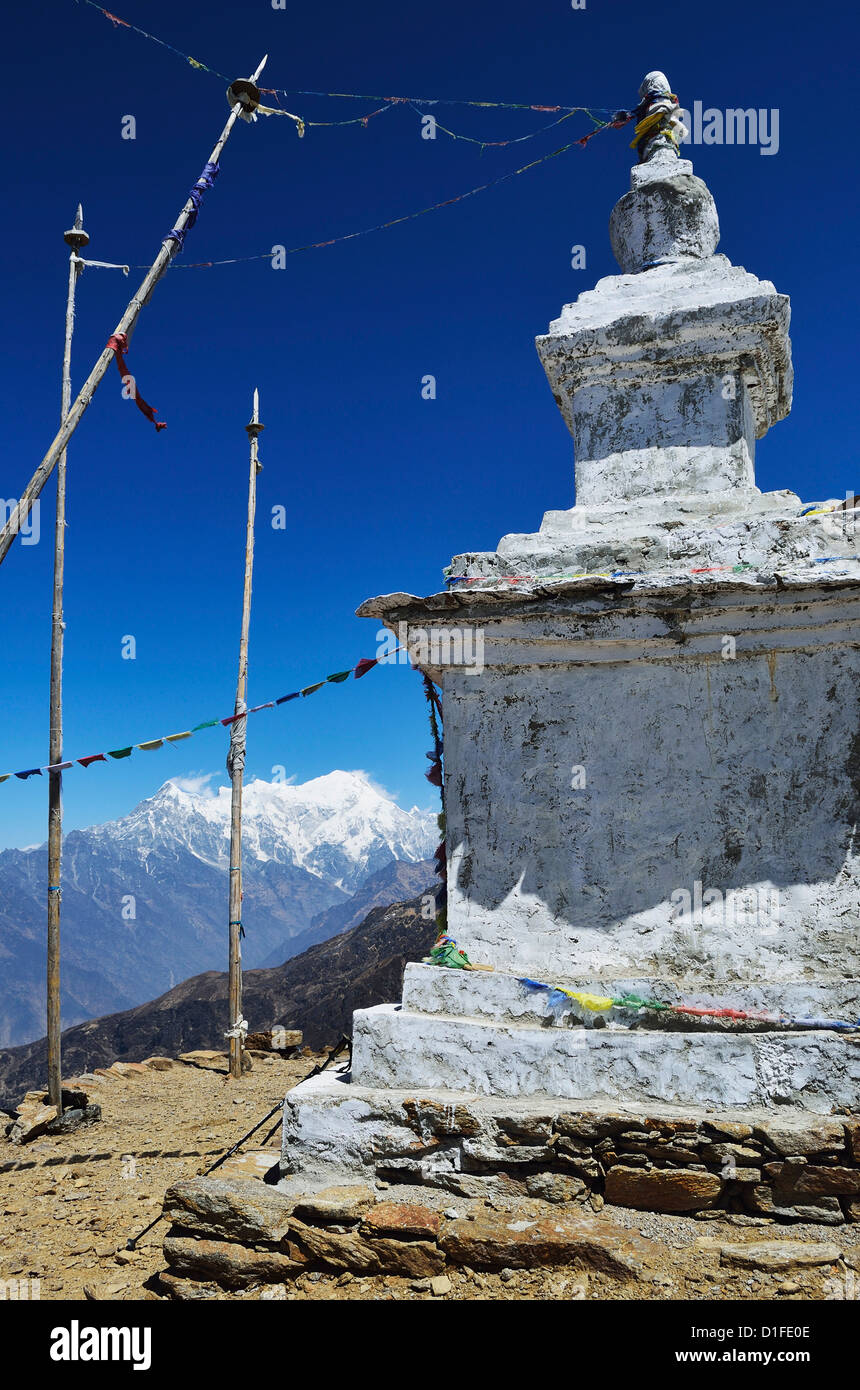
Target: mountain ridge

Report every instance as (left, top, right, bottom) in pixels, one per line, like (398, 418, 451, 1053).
(0, 771, 436, 1047)
(0, 892, 438, 1109)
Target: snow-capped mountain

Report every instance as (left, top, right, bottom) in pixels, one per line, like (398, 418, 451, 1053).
(0, 772, 437, 1048)
(104, 771, 436, 892)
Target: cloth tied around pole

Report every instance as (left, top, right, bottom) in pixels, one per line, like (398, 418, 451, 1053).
(72, 255, 130, 276)
(163, 161, 220, 252)
(226, 701, 247, 779)
(228, 78, 305, 135)
(107, 333, 167, 432)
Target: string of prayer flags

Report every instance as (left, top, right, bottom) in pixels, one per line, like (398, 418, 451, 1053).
(84, 2, 229, 81)
(513, 976, 860, 1035)
(0, 651, 393, 789)
(155, 136, 618, 274)
(80, 1, 624, 127)
(404, 102, 612, 151)
(422, 676, 447, 935)
(577, 111, 634, 146)
(106, 333, 167, 433)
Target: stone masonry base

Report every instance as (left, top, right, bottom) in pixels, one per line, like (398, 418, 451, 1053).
(156, 1072, 860, 1293)
(280, 1071, 860, 1227)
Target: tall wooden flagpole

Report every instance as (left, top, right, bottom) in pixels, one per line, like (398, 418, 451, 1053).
(227, 390, 264, 1080)
(46, 205, 89, 1112)
(0, 55, 268, 569)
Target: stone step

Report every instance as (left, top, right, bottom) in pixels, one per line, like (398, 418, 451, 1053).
(350, 1003, 860, 1111)
(402, 962, 860, 1030)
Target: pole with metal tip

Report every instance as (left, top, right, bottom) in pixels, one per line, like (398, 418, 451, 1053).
(227, 389, 264, 1080)
(46, 205, 89, 1112)
(0, 56, 268, 569)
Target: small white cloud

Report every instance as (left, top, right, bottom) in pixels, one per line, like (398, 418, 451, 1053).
(170, 772, 222, 799)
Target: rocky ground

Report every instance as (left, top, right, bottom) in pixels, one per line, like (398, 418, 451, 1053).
(2, 1054, 858, 1303)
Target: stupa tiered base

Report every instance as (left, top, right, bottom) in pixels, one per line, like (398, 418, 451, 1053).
(279, 1060, 860, 1226)
(278, 959, 860, 1224)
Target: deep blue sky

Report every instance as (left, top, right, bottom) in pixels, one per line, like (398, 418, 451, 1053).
(1, 0, 856, 848)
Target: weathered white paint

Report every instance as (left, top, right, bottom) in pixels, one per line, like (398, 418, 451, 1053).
(361, 580, 860, 1008)
(536, 255, 791, 506)
(350, 1004, 860, 1111)
(283, 134, 858, 1167)
(609, 168, 720, 273)
(401, 963, 860, 1031)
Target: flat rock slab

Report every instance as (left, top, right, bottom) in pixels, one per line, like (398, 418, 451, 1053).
(292, 1185, 376, 1223)
(605, 1166, 723, 1212)
(526, 1173, 587, 1203)
(361, 1202, 441, 1240)
(289, 1219, 444, 1277)
(246, 1030, 302, 1051)
(164, 1233, 303, 1288)
(439, 1211, 652, 1278)
(164, 1176, 295, 1243)
(177, 1051, 252, 1074)
(216, 1150, 281, 1183)
(701, 1240, 843, 1272)
(753, 1118, 847, 1156)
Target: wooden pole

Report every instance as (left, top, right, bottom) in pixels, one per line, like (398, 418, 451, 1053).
(46, 206, 88, 1112)
(0, 56, 268, 569)
(227, 389, 264, 1079)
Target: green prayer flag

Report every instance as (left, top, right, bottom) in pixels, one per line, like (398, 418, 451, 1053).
(326, 671, 351, 684)
(192, 719, 220, 731)
(108, 747, 133, 760)
(431, 942, 471, 969)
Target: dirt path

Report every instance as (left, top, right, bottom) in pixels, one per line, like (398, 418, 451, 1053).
(2, 1057, 858, 1302)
